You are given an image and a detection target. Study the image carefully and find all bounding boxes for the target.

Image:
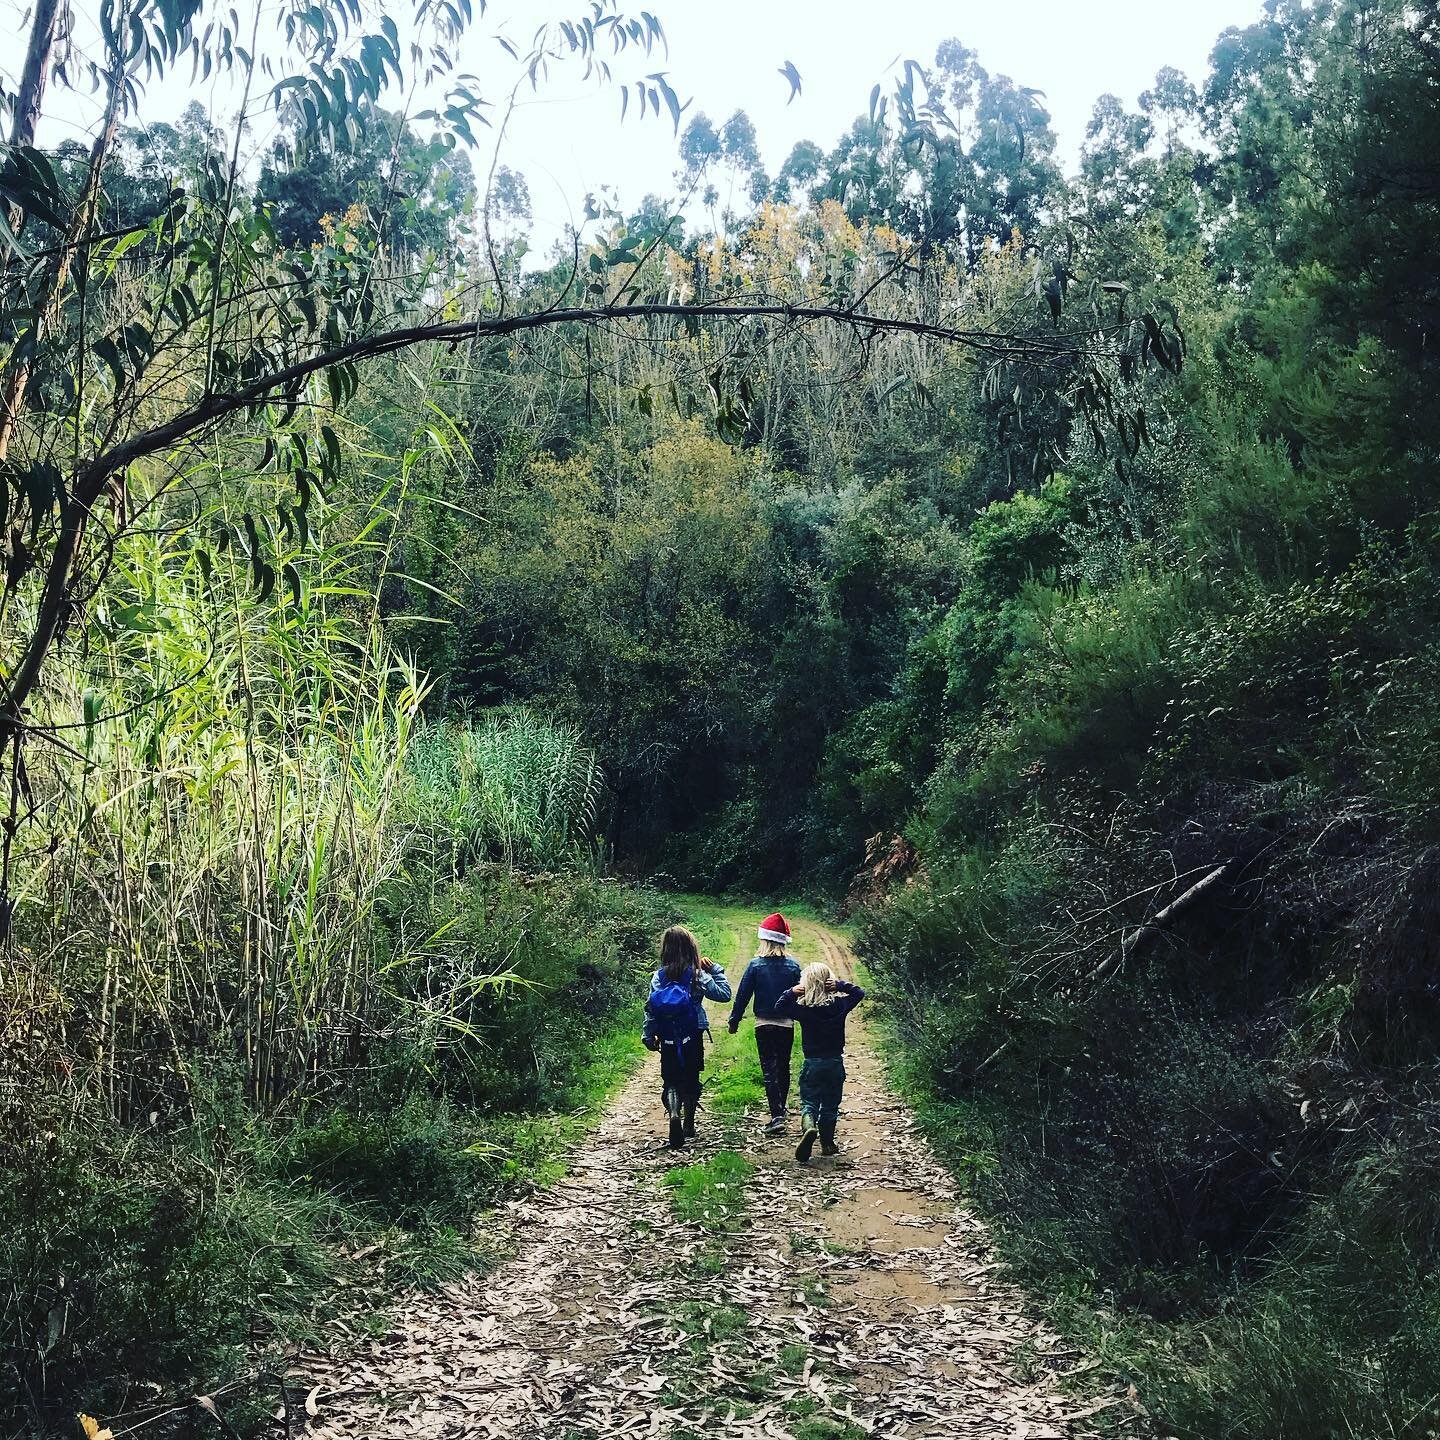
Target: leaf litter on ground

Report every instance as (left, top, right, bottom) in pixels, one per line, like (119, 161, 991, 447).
(286, 926, 1144, 1440)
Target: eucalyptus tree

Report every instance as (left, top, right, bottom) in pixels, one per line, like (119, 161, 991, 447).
(812, 40, 1062, 265)
(772, 138, 825, 204)
(255, 107, 479, 251)
(0, 0, 1183, 929)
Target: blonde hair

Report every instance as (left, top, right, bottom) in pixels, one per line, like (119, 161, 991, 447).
(797, 961, 835, 1007)
(762, 939, 789, 957)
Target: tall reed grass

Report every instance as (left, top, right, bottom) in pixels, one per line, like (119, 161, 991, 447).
(407, 709, 602, 874)
(1, 474, 605, 1124)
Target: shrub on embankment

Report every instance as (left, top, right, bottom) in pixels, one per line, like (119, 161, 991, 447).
(852, 465, 1440, 1438)
(845, 14, 1440, 1421)
(861, 778, 1440, 1438)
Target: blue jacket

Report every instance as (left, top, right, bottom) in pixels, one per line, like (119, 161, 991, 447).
(729, 954, 803, 1027)
(642, 964, 732, 1047)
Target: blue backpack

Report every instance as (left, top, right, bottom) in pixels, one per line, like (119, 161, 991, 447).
(650, 971, 701, 1052)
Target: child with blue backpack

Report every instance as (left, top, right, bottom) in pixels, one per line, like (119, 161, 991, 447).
(727, 912, 803, 1134)
(643, 925, 732, 1149)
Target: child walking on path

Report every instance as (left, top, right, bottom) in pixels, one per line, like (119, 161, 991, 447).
(643, 925, 732, 1149)
(772, 961, 865, 1163)
(728, 912, 803, 1134)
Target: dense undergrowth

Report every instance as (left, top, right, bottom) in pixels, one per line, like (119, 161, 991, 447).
(842, 8, 1440, 1422)
(1, 856, 665, 1431)
(0, 540, 667, 1429)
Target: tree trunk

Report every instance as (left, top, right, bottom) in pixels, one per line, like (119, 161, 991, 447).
(1090, 861, 1235, 983)
(7, 0, 62, 150)
(0, 51, 123, 468)
(1122, 862, 1233, 960)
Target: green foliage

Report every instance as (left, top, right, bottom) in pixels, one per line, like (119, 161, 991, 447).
(407, 711, 603, 872)
(0, 1126, 338, 1416)
(256, 108, 478, 252)
(389, 869, 659, 1112)
(5, 0, 1440, 1436)
(1135, 1124, 1440, 1440)
(0, 864, 662, 1425)
(278, 1095, 487, 1228)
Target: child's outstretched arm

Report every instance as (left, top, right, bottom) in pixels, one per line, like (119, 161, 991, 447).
(697, 958, 732, 1004)
(727, 960, 756, 1031)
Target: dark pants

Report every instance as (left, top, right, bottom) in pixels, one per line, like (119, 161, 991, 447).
(798, 1056, 846, 1127)
(660, 1035, 704, 1105)
(755, 1024, 795, 1117)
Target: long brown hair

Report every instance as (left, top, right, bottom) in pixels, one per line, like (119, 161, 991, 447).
(659, 925, 701, 982)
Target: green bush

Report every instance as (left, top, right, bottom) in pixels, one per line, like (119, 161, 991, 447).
(0, 865, 667, 1430)
(376, 867, 661, 1111)
(0, 1127, 338, 1421)
(863, 815, 1440, 1439)
(279, 1094, 484, 1227)
(1140, 1150, 1440, 1440)
(405, 710, 603, 873)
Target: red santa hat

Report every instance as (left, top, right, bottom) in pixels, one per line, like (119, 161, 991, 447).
(758, 912, 791, 946)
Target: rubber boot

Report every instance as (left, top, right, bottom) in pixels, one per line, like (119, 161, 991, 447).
(682, 1100, 698, 1138)
(819, 1119, 839, 1156)
(666, 1087, 684, 1150)
(795, 1111, 819, 1164)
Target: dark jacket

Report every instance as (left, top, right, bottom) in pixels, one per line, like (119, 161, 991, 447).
(729, 953, 803, 1026)
(772, 981, 865, 1059)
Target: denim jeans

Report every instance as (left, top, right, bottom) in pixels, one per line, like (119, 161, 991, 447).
(659, 1035, 704, 1105)
(798, 1056, 846, 1126)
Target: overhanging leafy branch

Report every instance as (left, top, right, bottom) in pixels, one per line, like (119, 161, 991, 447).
(0, 293, 1176, 755)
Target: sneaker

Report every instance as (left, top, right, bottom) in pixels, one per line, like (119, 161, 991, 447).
(795, 1120, 818, 1164)
(820, 1137, 840, 1156)
(764, 1115, 786, 1136)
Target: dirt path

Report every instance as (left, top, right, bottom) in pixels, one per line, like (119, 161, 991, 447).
(293, 925, 1114, 1439)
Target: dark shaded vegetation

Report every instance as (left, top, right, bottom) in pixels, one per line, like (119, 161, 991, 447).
(843, 7, 1440, 1435)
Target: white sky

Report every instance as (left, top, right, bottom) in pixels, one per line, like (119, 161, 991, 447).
(5, 0, 1266, 254)
(501, 0, 1265, 249)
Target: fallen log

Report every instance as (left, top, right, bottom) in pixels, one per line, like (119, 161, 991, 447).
(1091, 860, 1234, 982)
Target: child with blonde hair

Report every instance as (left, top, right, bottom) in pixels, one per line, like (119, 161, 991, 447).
(772, 961, 865, 1162)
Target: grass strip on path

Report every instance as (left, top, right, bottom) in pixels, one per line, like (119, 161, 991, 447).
(664, 1149, 756, 1229)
